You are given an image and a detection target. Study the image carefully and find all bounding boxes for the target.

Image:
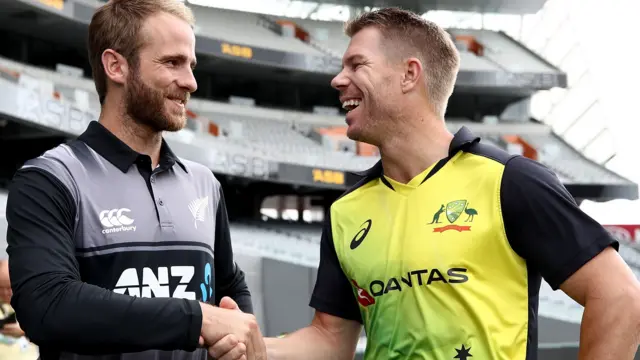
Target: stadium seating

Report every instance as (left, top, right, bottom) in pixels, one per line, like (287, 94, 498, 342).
(190, 5, 324, 56)
(0, 54, 628, 184)
(230, 222, 320, 268)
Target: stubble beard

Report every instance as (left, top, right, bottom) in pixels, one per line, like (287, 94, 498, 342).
(124, 69, 187, 133)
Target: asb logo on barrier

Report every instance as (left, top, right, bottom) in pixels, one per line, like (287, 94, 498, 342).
(312, 168, 345, 185)
(221, 43, 253, 59)
(99, 208, 136, 234)
(428, 200, 478, 233)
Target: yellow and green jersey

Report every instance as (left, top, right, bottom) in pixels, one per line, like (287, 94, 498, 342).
(309, 127, 617, 360)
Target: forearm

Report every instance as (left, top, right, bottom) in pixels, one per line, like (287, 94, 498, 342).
(13, 275, 202, 354)
(215, 265, 253, 314)
(264, 325, 355, 360)
(578, 297, 640, 359)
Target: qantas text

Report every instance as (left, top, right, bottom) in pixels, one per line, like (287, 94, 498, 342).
(368, 268, 468, 297)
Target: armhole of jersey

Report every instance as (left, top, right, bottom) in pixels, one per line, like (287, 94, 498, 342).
(21, 156, 81, 240)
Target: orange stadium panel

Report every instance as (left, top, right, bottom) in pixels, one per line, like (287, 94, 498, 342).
(276, 20, 310, 42)
(454, 35, 484, 57)
(502, 135, 538, 161)
(208, 122, 219, 137)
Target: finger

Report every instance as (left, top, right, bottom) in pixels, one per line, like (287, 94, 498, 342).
(219, 296, 239, 311)
(208, 334, 240, 359)
(248, 327, 266, 360)
(216, 342, 247, 360)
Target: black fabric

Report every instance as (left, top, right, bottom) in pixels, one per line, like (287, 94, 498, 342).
(6, 168, 203, 355)
(6, 122, 253, 358)
(309, 211, 363, 323)
(78, 121, 187, 174)
(499, 155, 618, 290)
(213, 190, 253, 312)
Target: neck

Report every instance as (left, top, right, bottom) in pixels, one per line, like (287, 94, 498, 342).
(98, 95, 163, 167)
(378, 109, 453, 184)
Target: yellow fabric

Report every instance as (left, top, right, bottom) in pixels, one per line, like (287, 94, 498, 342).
(332, 151, 529, 360)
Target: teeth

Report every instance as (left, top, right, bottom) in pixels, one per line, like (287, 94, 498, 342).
(342, 99, 361, 110)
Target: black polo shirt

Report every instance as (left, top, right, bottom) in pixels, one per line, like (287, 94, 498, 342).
(6, 121, 252, 359)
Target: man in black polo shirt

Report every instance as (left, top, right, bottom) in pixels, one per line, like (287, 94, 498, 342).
(5, 1, 265, 359)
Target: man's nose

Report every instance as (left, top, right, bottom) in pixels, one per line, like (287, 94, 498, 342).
(331, 70, 349, 91)
(178, 68, 198, 93)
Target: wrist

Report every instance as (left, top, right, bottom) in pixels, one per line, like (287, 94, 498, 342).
(184, 300, 204, 351)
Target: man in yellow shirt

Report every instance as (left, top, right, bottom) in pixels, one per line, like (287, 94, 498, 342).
(210, 7, 640, 360)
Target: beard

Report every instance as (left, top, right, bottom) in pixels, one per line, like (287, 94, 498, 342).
(124, 69, 188, 133)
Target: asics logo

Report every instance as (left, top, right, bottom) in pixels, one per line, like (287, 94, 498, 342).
(100, 208, 137, 234)
(350, 219, 372, 250)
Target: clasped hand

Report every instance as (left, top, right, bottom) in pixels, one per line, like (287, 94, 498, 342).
(199, 297, 266, 360)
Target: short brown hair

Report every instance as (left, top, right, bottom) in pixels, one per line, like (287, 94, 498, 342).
(345, 8, 460, 118)
(88, 0, 195, 105)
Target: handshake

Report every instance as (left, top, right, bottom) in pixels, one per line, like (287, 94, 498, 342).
(199, 297, 267, 360)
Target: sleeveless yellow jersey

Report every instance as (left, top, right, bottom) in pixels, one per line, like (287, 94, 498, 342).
(309, 127, 617, 360)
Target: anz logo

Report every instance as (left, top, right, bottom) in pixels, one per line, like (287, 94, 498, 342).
(113, 263, 214, 301)
(201, 263, 213, 302)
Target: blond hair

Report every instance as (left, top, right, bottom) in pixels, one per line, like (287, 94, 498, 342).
(345, 8, 460, 118)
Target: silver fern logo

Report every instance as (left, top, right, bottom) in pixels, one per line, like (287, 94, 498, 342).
(188, 196, 209, 229)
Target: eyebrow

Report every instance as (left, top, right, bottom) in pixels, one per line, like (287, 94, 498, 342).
(160, 54, 197, 69)
(343, 54, 365, 65)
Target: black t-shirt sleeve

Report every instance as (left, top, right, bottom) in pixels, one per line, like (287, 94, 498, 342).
(213, 188, 253, 313)
(501, 156, 618, 290)
(6, 168, 202, 354)
(309, 212, 362, 323)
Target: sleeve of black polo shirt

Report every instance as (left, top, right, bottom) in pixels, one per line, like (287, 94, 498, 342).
(309, 212, 362, 323)
(501, 155, 618, 290)
(213, 188, 252, 313)
(6, 168, 203, 354)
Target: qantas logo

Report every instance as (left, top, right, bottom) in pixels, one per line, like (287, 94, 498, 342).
(350, 219, 372, 250)
(352, 267, 469, 307)
(351, 279, 375, 307)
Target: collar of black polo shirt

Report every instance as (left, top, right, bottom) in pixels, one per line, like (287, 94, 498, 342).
(77, 121, 188, 174)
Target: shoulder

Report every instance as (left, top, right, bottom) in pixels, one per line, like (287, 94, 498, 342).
(179, 158, 221, 188)
(464, 140, 518, 166)
(333, 164, 382, 209)
(18, 142, 84, 201)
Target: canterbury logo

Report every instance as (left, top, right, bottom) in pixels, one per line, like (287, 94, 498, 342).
(99, 208, 136, 234)
(188, 196, 209, 229)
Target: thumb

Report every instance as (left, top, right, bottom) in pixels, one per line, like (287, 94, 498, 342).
(219, 296, 240, 311)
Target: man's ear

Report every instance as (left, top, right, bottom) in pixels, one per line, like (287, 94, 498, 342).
(101, 49, 129, 86)
(401, 57, 423, 93)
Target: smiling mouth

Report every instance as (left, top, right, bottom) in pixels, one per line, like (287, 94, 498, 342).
(342, 99, 361, 112)
(168, 97, 186, 107)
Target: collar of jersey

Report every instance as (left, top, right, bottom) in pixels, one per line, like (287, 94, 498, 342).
(78, 121, 188, 174)
(382, 163, 436, 195)
(355, 126, 480, 192)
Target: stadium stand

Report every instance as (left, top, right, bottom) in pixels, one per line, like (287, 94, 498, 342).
(190, 5, 325, 56)
(0, 55, 632, 192)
